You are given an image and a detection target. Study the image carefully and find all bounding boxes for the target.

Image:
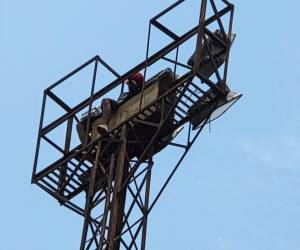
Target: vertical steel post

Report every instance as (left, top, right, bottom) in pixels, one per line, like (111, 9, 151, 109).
(107, 125, 128, 250)
(98, 153, 116, 249)
(59, 117, 73, 195)
(141, 160, 153, 250)
(193, 0, 208, 74)
(80, 140, 102, 250)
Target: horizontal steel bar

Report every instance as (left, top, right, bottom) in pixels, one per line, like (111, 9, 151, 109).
(151, 20, 179, 40)
(46, 90, 72, 112)
(151, 0, 185, 21)
(162, 56, 192, 70)
(46, 56, 98, 91)
(96, 56, 120, 78)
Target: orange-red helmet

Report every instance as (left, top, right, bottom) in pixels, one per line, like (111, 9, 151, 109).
(128, 72, 144, 86)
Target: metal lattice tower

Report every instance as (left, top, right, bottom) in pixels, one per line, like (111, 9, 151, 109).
(32, 1, 241, 249)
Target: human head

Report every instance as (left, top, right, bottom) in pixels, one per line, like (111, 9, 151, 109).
(126, 72, 144, 92)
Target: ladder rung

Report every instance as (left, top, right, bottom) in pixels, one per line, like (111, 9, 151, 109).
(182, 94, 196, 105)
(176, 105, 188, 115)
(66, 166, 84, 180)
(190, 82, 205, 94)
(186, 87, 201, 99)
(70, 159, 90, 172)
(51, 169, 80, 191)
(174, 111, 185, 120)
(178, 100, 191, 109)
(41, 178, 59, 193)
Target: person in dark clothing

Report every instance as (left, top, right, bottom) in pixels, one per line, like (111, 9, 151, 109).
(76, 72, 144, 145)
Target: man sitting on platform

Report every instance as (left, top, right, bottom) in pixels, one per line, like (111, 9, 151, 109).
(76, 72, 144, 145)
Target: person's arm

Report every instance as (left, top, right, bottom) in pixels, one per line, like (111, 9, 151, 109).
(117, 92, 130, 105)
(81, 107, 101, 120)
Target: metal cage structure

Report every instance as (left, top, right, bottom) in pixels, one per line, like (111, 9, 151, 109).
(32, 0, 240, 249)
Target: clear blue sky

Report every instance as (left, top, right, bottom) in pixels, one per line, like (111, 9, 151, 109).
(1, 0, 300, 249)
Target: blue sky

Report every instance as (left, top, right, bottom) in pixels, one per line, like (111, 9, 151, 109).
(1, 0, 300, 249)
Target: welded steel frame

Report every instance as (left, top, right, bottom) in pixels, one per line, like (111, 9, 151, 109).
(32, 0, 235, 249)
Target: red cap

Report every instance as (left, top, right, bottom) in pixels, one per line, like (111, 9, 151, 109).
(128, 72, 144, 86)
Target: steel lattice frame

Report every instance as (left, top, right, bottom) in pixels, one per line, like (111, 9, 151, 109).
(32, 0, 236, 249)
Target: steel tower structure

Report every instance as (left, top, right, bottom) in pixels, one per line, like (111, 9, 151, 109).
(32, 0, 240, 249)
